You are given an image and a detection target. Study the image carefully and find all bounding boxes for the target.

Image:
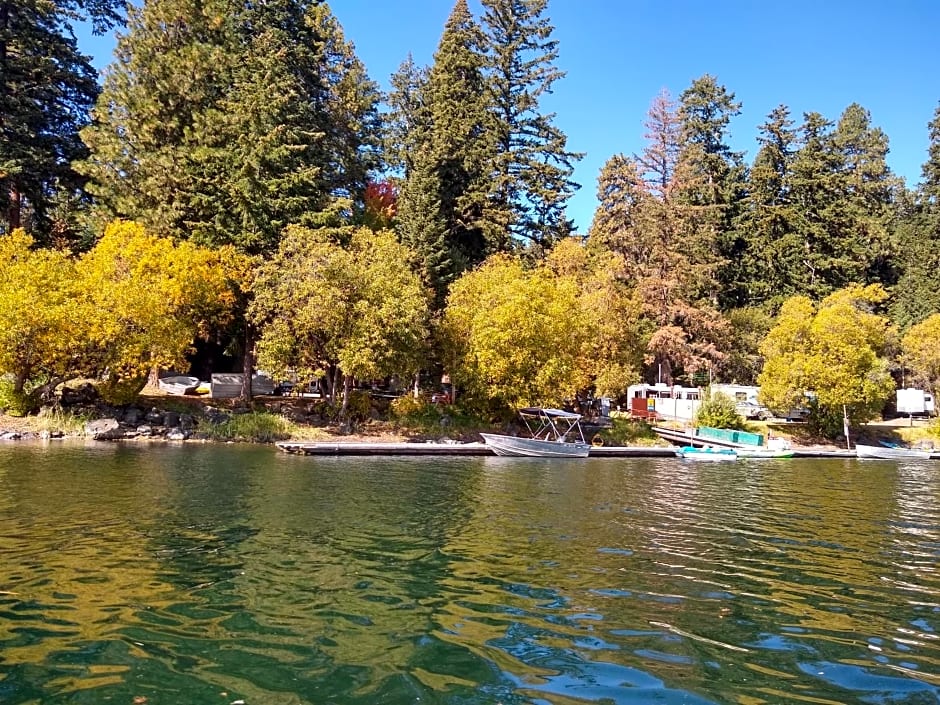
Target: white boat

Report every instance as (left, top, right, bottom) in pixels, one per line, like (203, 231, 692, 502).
(737, 447, 795, 459)
(158, 375, 201, 395)
(675, 446, 738, 461)
(855, 443, 933, 460)
(481, 408, 591, 458)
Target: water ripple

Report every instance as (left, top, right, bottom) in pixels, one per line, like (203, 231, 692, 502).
(1, 446, 940, 704)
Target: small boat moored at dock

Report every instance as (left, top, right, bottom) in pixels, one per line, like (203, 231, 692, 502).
(736, 447, 795, 459)
(675, 446, 738, 461)
(480, 407, 591, 458)
(855, 443, 933, 460)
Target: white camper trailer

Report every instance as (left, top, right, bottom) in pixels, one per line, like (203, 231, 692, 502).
(896, 388, 935, 417)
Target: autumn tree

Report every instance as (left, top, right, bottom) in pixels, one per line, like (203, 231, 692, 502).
(442, 240, 645, 411)
(249, 226, 431, 417)
(0, 222, 243, 410)
(900, 314, 940, 405)
(442, 254, 592, 411)
(0, 230, 80, 411)
(1, 0, 123, 243)
(758, 284, 896, 433)
(544, 238, 646, 400)
(77, 221, 244, 402)
(588, 89, 729, 387)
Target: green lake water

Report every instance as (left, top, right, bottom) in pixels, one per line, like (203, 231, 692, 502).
(0, 442, 938, 704)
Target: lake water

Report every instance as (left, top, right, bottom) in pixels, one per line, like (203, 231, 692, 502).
(1, 442, 938, 705)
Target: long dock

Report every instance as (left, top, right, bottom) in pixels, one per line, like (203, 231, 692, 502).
(276, 441, 863, 459)
(275, 441, 675, 457)
(274, 441, 853, 458)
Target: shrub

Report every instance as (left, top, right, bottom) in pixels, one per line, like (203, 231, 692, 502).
(695, 391, 744, 429)
(98, 375, 148, 406)
(344, 390, 373, 422)
(0, 376, 40, 416)
(390, 393, 439, 421)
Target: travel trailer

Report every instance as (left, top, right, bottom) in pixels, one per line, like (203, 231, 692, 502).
(627, 383, 702, 422)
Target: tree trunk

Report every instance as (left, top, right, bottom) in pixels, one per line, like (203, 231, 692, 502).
(340, 374, 352, 419)
(7, 184, 21, 232)
(332, 366, 342, 407)
(240, 324, 255, 402)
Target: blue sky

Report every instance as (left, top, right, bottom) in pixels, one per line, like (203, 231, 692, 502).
(76, 0, 940, 234)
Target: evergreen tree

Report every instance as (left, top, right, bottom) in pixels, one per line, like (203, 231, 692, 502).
(385, 55, 430, 178)
(891, 104, 940, 328)
(786, 105, 899, 297)
(80, 0, 380, 254)
(479, 0, 581, 253)
(831, 102, 899, 286)
(395, 0, 490, 306)
(922, 102, 940, 206)
(0, 0, 123, 242)
(736, 104, 804, 306)
(676, 75, 747, 309)
(586, 153, 650, 272)
(789, 111, 847, 296)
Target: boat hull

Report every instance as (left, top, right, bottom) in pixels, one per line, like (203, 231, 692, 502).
(675, 446, 738, 461)
(480, 433, 591, 458)
(737, 448, 795, 459)
(158, 375, 200, 396)
(855, 444, 933, 460)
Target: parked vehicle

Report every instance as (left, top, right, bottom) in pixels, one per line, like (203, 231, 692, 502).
(735, 400, 770, 420)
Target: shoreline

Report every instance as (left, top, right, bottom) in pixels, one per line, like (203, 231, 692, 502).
(0, 391, 929, 454)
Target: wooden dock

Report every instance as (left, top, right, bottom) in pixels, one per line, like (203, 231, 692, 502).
(277, 441, 678, 457)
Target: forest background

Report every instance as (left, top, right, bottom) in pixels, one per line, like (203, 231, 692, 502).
(3, 0, 940, 438)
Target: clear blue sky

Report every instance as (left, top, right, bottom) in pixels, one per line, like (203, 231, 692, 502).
(76, 0, 940, 234)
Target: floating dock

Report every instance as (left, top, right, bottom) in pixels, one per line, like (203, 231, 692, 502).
(274, 441, 833, 458)
(276, 441, 675, 457)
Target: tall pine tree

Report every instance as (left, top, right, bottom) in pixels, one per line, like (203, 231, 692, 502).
(480, 0, 581, 253)
(735, 104, 804, 306)
(80, 0, 380, 254)
(891, 103, 940, 328)
(675, 75, 747, 309)
(395, 0, 490, 306)
(1, 0, 123, 242)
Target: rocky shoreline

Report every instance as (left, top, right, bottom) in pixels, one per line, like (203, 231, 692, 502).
(0, 403, 235, 442)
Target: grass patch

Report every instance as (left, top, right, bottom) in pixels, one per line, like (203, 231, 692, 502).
(34, 409, 93, 435)
(200, 411, 296, 443)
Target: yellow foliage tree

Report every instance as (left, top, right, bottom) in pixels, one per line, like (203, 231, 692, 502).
(443, 243, 644, 411)
(0, 223, 242, 410)
(77, 221, 244, 402)
(0, 230, 80, 407)
(545, 238, 647, 400)
(249, 226, 431, 415)
(900, 313, 940, 405)
(758, 284, 896, 430)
